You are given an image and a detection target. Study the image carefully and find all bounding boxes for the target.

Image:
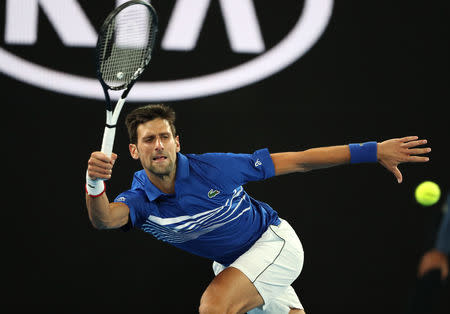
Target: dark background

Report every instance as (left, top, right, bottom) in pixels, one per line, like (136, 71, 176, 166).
(1, 1, 449, 313)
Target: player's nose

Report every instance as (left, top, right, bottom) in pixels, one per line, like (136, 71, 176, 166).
(154, 137, 164, 150)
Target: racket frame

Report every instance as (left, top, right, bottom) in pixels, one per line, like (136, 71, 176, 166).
(95, 0, 158, 156)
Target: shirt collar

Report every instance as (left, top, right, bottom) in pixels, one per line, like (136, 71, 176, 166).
(175, 152, 190, 181)
(137, 152, 189, 201)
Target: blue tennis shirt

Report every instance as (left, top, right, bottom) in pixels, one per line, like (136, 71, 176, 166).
(114, 148, 281, 266)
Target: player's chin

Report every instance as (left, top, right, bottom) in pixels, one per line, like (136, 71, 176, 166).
(149, 163, 173, 176)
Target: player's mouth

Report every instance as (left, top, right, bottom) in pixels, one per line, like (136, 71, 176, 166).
(152, 155, 168, 163)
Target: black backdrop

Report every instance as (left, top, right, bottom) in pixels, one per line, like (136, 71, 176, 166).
(1, 1, 449, 313)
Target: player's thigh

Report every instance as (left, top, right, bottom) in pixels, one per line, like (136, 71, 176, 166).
(199, 266, 264, 314)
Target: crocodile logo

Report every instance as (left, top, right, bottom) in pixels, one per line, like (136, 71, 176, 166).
(208, 189, 220, 199)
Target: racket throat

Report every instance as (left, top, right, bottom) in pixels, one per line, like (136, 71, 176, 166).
(101, 125, 117, 157)
(101, 97, 126, 156)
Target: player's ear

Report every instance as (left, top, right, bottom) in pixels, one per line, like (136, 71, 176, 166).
(129, 143, 139, 160)
(175, 135, 180, 152)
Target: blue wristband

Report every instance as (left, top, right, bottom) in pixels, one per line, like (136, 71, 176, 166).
(349, 141, 378, 164)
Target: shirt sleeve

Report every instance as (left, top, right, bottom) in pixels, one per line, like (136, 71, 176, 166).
(114, 189, 151, 229)
(193, 148, 275, 190)
(435, 193, 450, 255)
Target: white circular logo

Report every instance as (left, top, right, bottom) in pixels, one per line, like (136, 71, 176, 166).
(0, 0, 333, 101)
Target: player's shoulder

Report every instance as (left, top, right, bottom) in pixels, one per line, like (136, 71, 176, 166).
(185, 152, 242, 170)
(114, 170, 149, 202)
(183, 152, 234, 180)
(186, 151, 229, 161)
(115, 185, 147, 202)
(130, 169, 148, 188)
(185, 149, 270, 166)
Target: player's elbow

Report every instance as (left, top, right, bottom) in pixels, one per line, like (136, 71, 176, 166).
(296, 162, 315, 172)
(272, 152, 311, 175)
(89, 213, 128, 230)
(87, 212, 116, 230)
(89, 217, 110, 230)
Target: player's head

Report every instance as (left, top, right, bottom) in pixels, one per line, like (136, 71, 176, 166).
(126, 104, 177, 144)
(126, 104, 180, 178)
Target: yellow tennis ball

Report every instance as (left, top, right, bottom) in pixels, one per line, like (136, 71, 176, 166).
(415, 181, 441, 206)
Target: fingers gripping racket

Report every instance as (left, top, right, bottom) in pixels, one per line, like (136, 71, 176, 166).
(96, 0, 158, 156)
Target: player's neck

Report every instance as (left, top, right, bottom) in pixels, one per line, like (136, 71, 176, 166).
(146, 169, 176, 195)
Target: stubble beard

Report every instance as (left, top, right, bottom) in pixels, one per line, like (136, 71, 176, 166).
(148, 159, 175, 179)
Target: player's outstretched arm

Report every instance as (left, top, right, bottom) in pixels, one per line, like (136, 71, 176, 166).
(85, 152, 130, 229)
(271, 136, 430, 183)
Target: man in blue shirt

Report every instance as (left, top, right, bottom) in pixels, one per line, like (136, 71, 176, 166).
(86, 104, 431, 314)
(407, 192, 449, 314)
(418, 192, 450, 279)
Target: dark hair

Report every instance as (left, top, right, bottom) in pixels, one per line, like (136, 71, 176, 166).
(125, 104, 177, 144)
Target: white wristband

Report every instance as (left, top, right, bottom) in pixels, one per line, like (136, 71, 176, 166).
(86, 172, 105, 197)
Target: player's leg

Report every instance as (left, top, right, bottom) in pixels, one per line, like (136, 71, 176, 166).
(199, 266, 264, 314)
(201, 219, 305, 313)
(290, 308, 305, 314)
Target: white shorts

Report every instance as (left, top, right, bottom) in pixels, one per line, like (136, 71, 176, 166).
(212, 219, 304, 314)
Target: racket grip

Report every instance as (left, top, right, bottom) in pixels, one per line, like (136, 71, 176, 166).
(101, 126, 116, 157)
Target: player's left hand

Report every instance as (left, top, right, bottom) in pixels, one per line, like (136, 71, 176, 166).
(377, 136, 430, 183)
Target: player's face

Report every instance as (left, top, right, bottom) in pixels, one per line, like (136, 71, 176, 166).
(130, 118, 180, 178)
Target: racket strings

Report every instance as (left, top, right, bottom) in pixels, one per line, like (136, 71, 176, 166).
(98, 5, 156, 89)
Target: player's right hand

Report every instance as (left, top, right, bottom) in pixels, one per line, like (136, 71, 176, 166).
(87, 152, 118, 180)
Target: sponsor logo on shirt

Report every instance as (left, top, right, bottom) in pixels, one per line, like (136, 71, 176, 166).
(208, 189, 220, 199)
(254, 159, 262, 167)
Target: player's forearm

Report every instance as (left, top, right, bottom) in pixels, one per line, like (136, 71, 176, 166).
(272, 145, 351, 175)
(85, 193, 114, 229)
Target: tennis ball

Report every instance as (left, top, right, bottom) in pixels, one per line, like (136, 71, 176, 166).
(116, 72, 124, 79)
(415, 181, 441, 206)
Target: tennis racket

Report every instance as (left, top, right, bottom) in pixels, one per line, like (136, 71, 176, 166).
(96, 0, 158, 157)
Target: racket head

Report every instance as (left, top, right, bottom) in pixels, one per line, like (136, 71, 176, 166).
(95, 0, 158, 91)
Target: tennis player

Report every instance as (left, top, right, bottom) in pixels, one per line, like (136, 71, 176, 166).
(85, 104, 431, 314)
